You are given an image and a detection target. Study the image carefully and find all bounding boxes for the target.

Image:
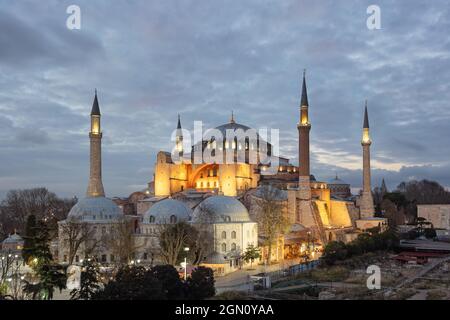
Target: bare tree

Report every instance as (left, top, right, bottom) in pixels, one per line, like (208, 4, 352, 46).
(106, 218, 140, 265)
(157, 222, 192, 266)
(0, 188, 76, 239)
(0, 252, 23, 299)
(59, 221, 95, 265)
(254, 186, 290, 264)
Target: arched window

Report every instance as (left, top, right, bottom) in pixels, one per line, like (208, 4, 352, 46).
(231, 243, 237, 251)
(149, 216, 155, 223)
(221, 243, 227, 252)
(221, 231, 227, 239)
(170, 215, 177, 224)
(231, 231, 236, 239)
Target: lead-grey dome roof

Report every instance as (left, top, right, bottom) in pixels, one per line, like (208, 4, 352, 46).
(192, 196, 251, 223)
(143, 199, 192, 224)
(67, 197, 123, 222)
(3, 233, 23, 244)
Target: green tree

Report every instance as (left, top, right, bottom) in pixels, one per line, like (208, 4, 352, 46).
(242, 245, 261, 269)
(22, 214, 37, 264)
(70, 260, 101, 300)
(148, 265, 185, 300)
(22, 220, 66, 300)
(93, 266, 165, 300)
(186, 267, 215, 300)
(322, 241, 348, 265)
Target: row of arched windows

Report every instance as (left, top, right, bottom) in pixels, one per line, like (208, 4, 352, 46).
(221, 243, 237, 252)
(221, 231, 237, 239)
(148, 215, 178, 224)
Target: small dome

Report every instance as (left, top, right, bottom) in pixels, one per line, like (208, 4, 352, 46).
(329, 175, 348, 185)
(192, 196, 251, 223)
(143, 199, 192, 224)
(68, 197, 123, 222)
(3, 233, 23, 244)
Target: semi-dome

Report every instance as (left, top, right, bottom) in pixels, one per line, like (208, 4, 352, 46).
(67, 197, 123, 222)
(254, 185, 288, 201)
(143, 198, 192, 224)
(192, 196, 251, 223)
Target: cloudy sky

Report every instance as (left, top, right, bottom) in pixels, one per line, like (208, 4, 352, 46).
(1, 0, 449, 199)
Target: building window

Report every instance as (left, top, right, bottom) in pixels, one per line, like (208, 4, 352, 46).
(149, 216, 155, 223)
(143, 253, 148, 260)
(101, 255, 107, 263)
(170, 215, 177, 224)
(231, 243, 237, 251)
(221, 243, 227, 252)
(231, 231, 236, 239)
(221, 231, 227, 239)
(110, 255, 115, 262)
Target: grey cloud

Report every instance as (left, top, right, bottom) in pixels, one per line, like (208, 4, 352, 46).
(1, 0, 450, 199)
(15, 128, 50, 145)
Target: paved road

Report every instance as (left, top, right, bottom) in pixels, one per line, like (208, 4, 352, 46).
(215, 260, 300, 294)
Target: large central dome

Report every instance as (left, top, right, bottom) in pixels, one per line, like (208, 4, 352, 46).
(192, 196, 251, 223)
(67, 197, 123, 222)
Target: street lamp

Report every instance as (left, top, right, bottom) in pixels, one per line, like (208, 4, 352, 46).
(182, 247, 190, 281)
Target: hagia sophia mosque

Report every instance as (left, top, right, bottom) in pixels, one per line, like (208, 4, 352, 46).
(55, 73, 387, 275)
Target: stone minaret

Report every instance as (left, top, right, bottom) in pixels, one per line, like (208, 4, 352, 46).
(360, 101, 375, 217)
(175, 114, 183, 158)
(298, 70, 311, 201)
(86, 90, 105, 198)
(381, 178, 388, 195)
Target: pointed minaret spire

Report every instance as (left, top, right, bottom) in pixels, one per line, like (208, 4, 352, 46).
(86, 91, 105, 197)
(381, 178, 388, 194)
(91, 89, 101, 116)
(175, 114, 183, 155)
(230, 110, 235, 124)
(301, 69, 309, 107)
(363, 100, 369, 129)
(177, 114, 182, 130)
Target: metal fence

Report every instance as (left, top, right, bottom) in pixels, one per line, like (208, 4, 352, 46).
(264, 260, 320, 281)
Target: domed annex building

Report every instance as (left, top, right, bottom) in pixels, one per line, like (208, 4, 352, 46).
(133, 198, 192, 262)
(191, 196, 258, 275)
